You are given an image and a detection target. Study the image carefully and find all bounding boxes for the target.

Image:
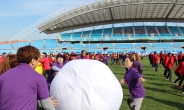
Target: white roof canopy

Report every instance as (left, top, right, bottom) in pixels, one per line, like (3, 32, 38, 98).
(38, 0, 184, 34)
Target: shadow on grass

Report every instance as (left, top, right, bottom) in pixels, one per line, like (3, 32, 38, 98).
(145, 87, 182, 97)
(146, 82, 171, 86)
(170, 85, 183, 92)
(146, 96, 183, 110)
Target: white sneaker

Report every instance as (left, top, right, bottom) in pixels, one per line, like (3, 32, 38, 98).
(182, 92, 184, 94)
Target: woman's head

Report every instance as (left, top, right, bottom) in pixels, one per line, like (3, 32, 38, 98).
(17, 46, 40, 69)
(0, 54, 18, 75)
(56, 54, 64, 64)
(81, 50, 86, 57)
(125, 55, 135, 69)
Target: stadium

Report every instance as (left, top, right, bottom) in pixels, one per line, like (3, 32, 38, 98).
(0, 0, 184, 110)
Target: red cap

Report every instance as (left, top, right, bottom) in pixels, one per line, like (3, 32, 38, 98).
(70, 52, 77, 56)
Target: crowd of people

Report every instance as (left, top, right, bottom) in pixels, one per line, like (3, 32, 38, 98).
(148, 51, 184, 93)
(0, 45, 183, 110)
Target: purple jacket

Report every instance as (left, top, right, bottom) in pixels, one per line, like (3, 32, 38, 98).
(102, 56, 108, 65)
(47, 62, 64, 84)
(124, 67, 145, 98)
(134, 60, 143, 73)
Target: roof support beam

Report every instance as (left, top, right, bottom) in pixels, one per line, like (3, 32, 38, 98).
(109, 7, 114, 21)
(165, 1, 177, 19)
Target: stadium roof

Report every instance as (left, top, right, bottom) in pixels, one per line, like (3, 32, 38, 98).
(38, 0, 184, 34)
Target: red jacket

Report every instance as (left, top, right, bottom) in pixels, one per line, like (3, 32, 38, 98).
(164, 55, 170, 65)
(167, 56, 174, 69)
(39, 57, 51, 70)
(178, 53, 183, 60)
(160, 53, 165, 60)
(174, 56, 178, 61)
(153, 54, 159, 64)
(175, 62, 184, 75)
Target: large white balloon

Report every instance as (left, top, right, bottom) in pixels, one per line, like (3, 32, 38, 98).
(50, 59, 123, 110)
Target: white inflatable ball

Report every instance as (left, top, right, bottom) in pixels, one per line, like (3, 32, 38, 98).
(50, 59, 123, 110)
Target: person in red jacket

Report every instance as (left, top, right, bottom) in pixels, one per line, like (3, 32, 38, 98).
(152, 53, 155, 67)
(39, 52, 51, 77)
(178, 52, 183, 64)
(166, 54, 175, 81)
(160, 51, 165, 65)
(173, 56, 184, 89)
(163, 53, 170, 77)
(153, 52, 159, 72)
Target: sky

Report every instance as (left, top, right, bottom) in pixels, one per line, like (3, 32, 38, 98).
(1, 0, 184, 42)
(0, 0, 86, 41)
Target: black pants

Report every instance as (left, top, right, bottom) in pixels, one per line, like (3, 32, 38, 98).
(166, 68, 172, 81)
(44, 70, 50, 77)
(160, 59, 164, 65)
(163, 65, 167, 77)
(178, 60, 182, 65)
(174, 71, 184, 86)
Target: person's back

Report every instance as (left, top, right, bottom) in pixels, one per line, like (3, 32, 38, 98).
(0, 63, 48, 110)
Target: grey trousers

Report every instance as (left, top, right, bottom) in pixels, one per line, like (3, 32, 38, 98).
(127, 96, 144, 110)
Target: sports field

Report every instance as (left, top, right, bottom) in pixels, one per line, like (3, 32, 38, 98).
(38, 58, 183, 110)
(110, 58, 183, 110)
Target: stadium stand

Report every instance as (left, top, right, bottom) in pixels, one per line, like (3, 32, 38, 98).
(72, 32, 82, 41)
(0, 44, 12, 50)
(45, 39, 57, 49)
(115, 43, 134, 49)
(12, 42, 29, 49)
(152, 43, 173, 49)
(30, 40, 44, 49)
(72, 44, 83, 49)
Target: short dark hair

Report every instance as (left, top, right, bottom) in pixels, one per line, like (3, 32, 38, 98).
(17, 46, 40, 64)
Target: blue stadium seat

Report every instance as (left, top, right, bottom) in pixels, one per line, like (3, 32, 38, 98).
(12, 42, 29, 49)
(90, 29, 102, 39)
(58, 43, 72, 49)
(168, 26, 181, 36)
(135, 43, 151, 49)
(84, 44, 97, 49)
(113, 27, 123, 38)
(145, 26, 158, 37)
(98, 44, 113, 49)
(115, 43, 133, 49)
(0, 44, 12, 50)
(45, 39, 57, 49)
(103, 28, 112, 37)
(134, 26, 147, 37)
(31, 40, 44, 49)
(178, 27, 184, 35)
(82, 31, 91, 39)
(72, 44, 83, 49)
(152, 43, 173, 49)
(173, 42, 184, 48)
(124, 26, 134, 37)
(156, 26, 171, 36)
(61, 33, 71, 40)
(72, 32, 82, 41)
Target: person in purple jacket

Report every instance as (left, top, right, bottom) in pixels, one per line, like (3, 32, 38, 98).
(133, 53, 143, 74)
(102, 54, 108, 65)
(78, 50, 87, 59)
(0, 46, 56, 110)
(47, 54, 65, 86)
(121, 55, 146, 110)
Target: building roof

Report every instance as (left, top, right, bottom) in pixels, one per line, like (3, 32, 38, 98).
(38, 0, 184, 34)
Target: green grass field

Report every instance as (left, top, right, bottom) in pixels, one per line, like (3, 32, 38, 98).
(110, 58, 183, 110)
(38, 58, 183, 110)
